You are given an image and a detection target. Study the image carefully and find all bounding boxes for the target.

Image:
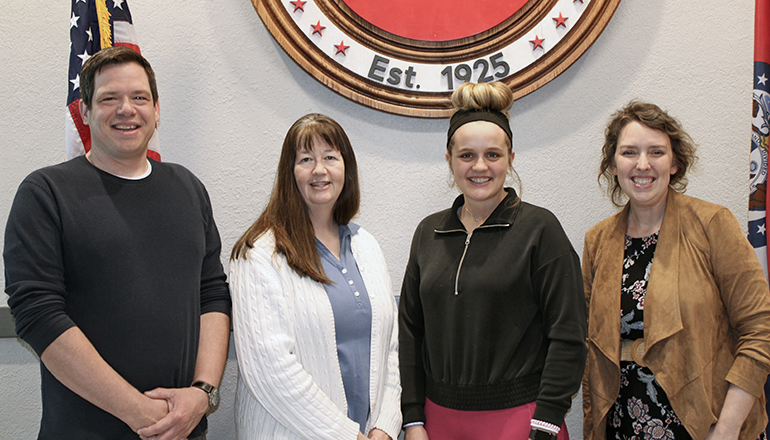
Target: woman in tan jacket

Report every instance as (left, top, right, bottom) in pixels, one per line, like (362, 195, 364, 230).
(583, 101, 770, 440)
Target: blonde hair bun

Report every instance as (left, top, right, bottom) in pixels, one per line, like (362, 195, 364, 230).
(451, 82, 514, 117)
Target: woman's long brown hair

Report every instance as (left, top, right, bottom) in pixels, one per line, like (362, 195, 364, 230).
(230, 114, 360, 284)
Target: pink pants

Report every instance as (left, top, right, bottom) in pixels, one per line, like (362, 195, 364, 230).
(424, 398, 570, 440)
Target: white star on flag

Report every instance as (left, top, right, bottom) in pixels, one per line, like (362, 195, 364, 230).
(77, 50, 91, 66)
(70, 12, 80, 29)
(758, 74, 768, 86)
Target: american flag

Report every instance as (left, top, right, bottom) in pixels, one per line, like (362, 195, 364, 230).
(66, 0, 159, 161)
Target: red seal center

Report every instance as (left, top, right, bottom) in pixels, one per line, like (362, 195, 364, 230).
(341, 0, 529, 41)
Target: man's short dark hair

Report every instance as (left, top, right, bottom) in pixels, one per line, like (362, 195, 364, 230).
(79, 46, 158, 108)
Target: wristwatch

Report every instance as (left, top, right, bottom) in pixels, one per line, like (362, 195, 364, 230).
(529, 428, 558, 440)
(191, 381, 220, 411)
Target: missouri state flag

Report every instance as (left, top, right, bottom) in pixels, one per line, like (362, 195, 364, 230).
(66, 0, 159, 160)
(748, 0, 770, 435)
(749, 0, 770, 278)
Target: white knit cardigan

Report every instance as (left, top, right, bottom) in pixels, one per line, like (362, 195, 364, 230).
(230, 228, 402, 440)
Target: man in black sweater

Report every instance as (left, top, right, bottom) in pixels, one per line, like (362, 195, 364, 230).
(4, 47, 231, 440)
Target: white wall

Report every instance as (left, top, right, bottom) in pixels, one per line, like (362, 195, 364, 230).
(0, 0, 756, 438)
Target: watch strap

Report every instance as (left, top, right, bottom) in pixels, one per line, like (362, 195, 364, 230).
(191, 381, 214, 394)
(191, 380, 217, 410)
(529, 428, 558, 440)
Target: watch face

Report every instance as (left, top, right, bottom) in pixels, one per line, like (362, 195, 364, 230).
(210, 387, 220, 407)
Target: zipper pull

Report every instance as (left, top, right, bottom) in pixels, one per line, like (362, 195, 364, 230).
(455, 232, 472, 295)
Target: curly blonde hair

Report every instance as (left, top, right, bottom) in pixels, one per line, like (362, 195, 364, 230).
(599, 101, 698, 207)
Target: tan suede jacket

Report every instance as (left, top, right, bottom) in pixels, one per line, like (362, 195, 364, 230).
(582, 190, 770, 440)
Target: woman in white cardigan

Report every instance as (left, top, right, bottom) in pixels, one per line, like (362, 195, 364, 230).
(229, 114, 401, 440)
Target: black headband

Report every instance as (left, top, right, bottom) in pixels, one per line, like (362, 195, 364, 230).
(447, 109, 513, 148)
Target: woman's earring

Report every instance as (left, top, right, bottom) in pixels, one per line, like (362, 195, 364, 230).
(505, 168, 515, 186)
(446, 173, 456, 188)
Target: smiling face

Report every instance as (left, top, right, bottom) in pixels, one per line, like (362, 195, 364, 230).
(294, 137, 346, 220)
(612, 121, 678, 213)
(447, 120, 513, 208)
(80, 62, 159, 167)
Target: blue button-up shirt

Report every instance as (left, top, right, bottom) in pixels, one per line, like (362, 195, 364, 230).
(316, 223, 372, 433)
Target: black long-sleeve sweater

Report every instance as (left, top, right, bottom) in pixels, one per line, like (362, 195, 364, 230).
(399, 188, 587, 426)
(4, 156, 231, 439)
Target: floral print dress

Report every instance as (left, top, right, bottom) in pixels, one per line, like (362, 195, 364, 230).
(606, 233, 690, 440)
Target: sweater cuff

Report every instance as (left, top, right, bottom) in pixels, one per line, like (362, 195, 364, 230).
(402, 404, 426, 426)
(14, 310, 76, 357)
(532, 400, 566, 427)
(372, 408, 403, 440)
(726, 354, 770, 399)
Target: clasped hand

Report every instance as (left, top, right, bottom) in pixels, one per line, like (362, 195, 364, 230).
(136, 386, 210, 440)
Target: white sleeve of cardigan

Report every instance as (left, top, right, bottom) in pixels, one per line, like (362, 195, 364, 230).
(358, 230, 403, 438)
(371, 289, 402, 438)
(230, 247, 361, 440)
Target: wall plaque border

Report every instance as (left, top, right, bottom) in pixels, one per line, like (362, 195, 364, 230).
(252, 0, 621, 118)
